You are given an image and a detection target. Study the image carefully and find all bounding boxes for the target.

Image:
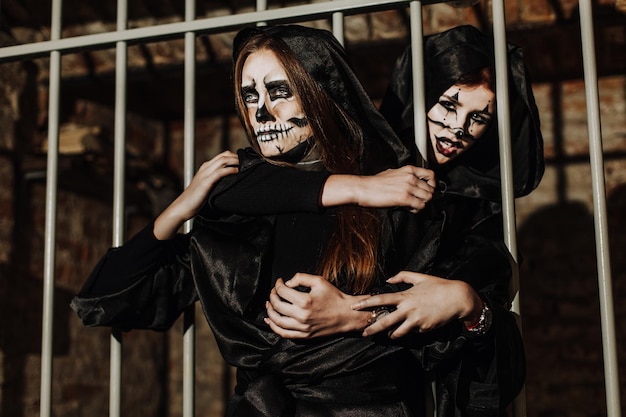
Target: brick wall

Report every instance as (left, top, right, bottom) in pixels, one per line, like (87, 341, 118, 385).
(1, 1, 625, 416)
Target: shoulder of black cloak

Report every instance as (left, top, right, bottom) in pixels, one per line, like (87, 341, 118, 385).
(233, 24, 411, 174)
(379, 25, 544, 200)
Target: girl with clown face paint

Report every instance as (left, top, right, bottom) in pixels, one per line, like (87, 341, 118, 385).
(426, 68, 496, 165)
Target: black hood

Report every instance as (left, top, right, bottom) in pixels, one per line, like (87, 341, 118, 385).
(380, 25, 544, 200)
(233, 25, 411, 174)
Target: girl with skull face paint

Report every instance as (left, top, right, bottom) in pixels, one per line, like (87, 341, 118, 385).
(71, 25, 440, 417)
(231, 30, 399, 295)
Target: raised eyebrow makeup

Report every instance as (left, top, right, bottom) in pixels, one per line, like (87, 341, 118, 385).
(473, 106, 494, 120)
(441, 94, 460, 104)
(440, 95, 494, 117)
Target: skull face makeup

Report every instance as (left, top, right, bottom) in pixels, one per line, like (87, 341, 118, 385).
(241, 48, 313, 157)
(427, 83, 495, 165)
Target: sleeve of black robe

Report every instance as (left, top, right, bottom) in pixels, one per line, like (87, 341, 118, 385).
(397, 198, 525, 417)
(70, 223, 197, 331)
(429, 212, 525, 417)
(70, 148, 330, 331)
(206, 148, 330, 216)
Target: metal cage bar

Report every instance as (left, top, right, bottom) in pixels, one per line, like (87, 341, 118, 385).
(332, 0, 345, 46)
(0, 0, 440, 63)
(490, 1, 526, 416)
(256, 0, 268, 26)
(183, 0, 198, 416)
(407, 4, 437, 416)
(578, 1, 622, 416)
(410, 1, 427, 167)
(40, 0, 63, 416)
(110, 0, 129, 416)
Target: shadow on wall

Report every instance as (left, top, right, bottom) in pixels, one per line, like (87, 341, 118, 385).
(0, 264, 73, 417)
(518, 187, 626, 417)
(607, 183, 626, 410)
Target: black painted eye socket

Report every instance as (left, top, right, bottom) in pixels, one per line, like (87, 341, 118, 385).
(267, 81, 293, 101)
(242, 86, 259, 104)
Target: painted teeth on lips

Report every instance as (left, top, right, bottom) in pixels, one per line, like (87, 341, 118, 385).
(436, 137, 463, 156)
(436, 137, 464, 150)
(257, 132, 279, 142)
(255, 124, 293, 142)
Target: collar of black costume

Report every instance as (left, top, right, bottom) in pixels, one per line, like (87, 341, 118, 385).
(232, 24, 411, 175)
(269, 139, 321, 167)
(380, 25, 544, 201)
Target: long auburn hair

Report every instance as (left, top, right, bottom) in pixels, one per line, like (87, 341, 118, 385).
(234, 32, 382, 294)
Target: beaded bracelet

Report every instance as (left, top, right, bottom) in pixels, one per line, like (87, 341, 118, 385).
(465, 300, 493, 335)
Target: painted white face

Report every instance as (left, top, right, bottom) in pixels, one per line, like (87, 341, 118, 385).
(240, 49, 313, 157)
(426, 83, 495, 165)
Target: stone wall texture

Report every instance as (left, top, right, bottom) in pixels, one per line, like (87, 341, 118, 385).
(1, 1, 626, 416)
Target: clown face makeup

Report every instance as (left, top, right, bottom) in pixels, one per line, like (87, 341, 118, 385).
(241, 49, 313, 157)
(427, 83, 495, 165)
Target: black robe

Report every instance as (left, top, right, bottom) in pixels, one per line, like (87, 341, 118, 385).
(71, 146, 521, 417)
(377, 25, 545, 416)
(72, 145, 431, 416)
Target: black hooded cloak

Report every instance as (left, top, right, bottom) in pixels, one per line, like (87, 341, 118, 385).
(232, 25, 411, 175)
(377, 25, 545, 417)
(380, 24, 544, 201)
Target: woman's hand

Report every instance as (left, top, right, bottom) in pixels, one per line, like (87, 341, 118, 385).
(154, 150, 239, 240)
(351, 271, 483, 339)
(265, 273, 370, 338)
(321, 166, 436, 213)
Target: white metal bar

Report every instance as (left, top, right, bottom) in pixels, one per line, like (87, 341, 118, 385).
(182, 1, 197, 416)
(256, 0, 268, 26)
(110, 0, 128, 416)
(410, 1, 427, 166)
(40, 0, 62, 415)
(578, 1, 622, 416)
(40, 51, 59, 417)
(492, 2, 517, 261)
(108, 330, 122, 417)
(409, 6, 435, 416)
(332, 7, 344, 46)
(0, 0, 425, 62)
(491, 2, 526, 416)
(332, 13, 344, 46)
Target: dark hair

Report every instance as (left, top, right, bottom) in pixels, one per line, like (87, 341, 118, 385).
(456, 66, 496, 95)
(234, 31, 382, 294)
